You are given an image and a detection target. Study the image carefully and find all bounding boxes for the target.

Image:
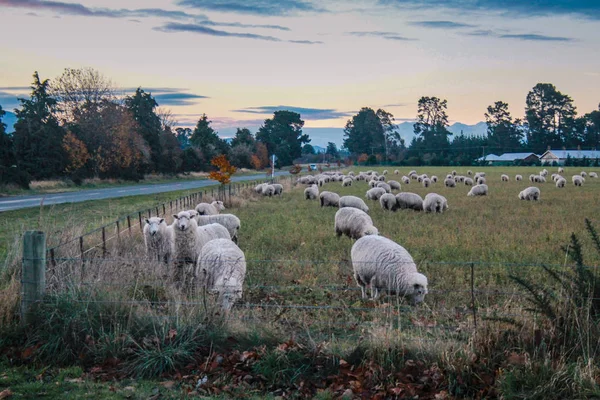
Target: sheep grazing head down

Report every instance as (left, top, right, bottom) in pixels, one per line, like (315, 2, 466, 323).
(145, 217, 165, 236)
(172, 211, 196, 231)
(362, 226, 379, 237)
(407, 272, 429, 305)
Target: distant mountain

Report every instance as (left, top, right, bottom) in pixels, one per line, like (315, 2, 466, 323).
(395, 121, 487, 144)
(312, 145, 326, 154)
(2, 111, 17, 133)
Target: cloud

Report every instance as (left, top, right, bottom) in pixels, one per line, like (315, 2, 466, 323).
(288, 39, 323, 44)
(153, 92, 209, 106)
(378, 0, 600, 20)
(348, 31, 416, 41)
(408, 20, 476, 29)
(155, 22, 283, 41)
(232, 106, 353, 120)
(176, 0, 325, 16)
(382, 103, 407, 107)
(462, 29, 575, 42)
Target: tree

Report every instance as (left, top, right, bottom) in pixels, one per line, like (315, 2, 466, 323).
(254, 142, 270, 169)
(0, 105, 28, 187)
(413, 96, 451, 149)
(255, 111, 309, 167)
(525, 83, 577, 153)
(175, 127, 192, 149)
(302, 144, 316, 155)
(485, 101, 523, 154)
(583, 105, 600, 150)
(208, 155, 236, 185)
(229, 144, 254, 169)
(157, 128, 183, 174)
(62, 131, 90, 174)
(13, 72, 67, 179)
(190, 114, 229, 168)
(343, 107, 385, 155)
(230, 128, 255, 148)
(125, 88, 162, 172)
(326, 142, 339, 159)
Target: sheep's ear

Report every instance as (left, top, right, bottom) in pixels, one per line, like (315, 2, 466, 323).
(145, 219, 150, 224)
(159, 218, 164, 224)
(173, 214, 179, 219)
(189, 210, 198, 217)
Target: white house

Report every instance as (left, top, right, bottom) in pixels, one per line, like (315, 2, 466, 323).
(539, 149, 600, 165)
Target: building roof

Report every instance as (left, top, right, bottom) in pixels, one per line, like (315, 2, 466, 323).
(540, 150, 600, 159)
(477, 152, 539, 162)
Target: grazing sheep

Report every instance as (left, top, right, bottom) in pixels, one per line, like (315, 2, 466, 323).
(515, 174, 523, 181)
(417, 174, 428, 183)
(377, 175, 386, 182)
(342, 177, 353, 187)
(402, 176, 410, 184)
(444, 178, 456, 188)
(468, 184, 488, 197)
(369, 179, 378, 188)
(477, 177, 486, 185)
(304, 184, 319, 200)
(452, 170, 457, 176)
(558, 167, 564, 173)
(318, 178, 326, 187)
(197, 214, 241, 243)
(262, 185, 276, 196)
(422, 178, 432, 188)
(376, 182, 392, 193)
(196, 223, 231, 253)
(334, 207, 378, 240)
(536, 175, 546, 183)
(195, 239, 246, 310)
(395, 192, 423, 211)
(272, 183, 283, 196)
(540, 169, 548, 177)
(423, 193, 448, 213)
(195, 201, 225, 216)
(379, 193, 398, 211)
(590, 172, 598, 178)
(254, 183, 268, 194)
(519, 187, 540, 201)
(408, 170, 417, 176)
(394, 169, 400, 175)
(467, 170, 473, 176)
(143, 217, 173, 262)
(501, 174, 509, 182)
(572, 175, 584, 186)
(339, 195, 369, 213)
(366, 187, 386, 200)
(383, 170, 388, 175)
(320, 191, 340, 207)
(410, 173, 418, 180)
(556, 177, 566, 188)
(351, 235, 428, 303)
(388, 180, 401, 191)
(581, 171, 587, 178)
(431, 176, 438, 183)
(464, 177, 474, 186)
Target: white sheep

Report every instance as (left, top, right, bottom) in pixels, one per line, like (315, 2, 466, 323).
(366, 187, 386, 200)
(515, 174, 523, 181)
(143, 217, 173, 263)
(467, 170, 473, 176)
(501, 174, 509, 182)
(572, 175, 584, 186)
(395, 192, 423, 211)
(334, 207, 378, 239)
(423, 193, 448, 213)
(558, 167, 564, 173)
(318, 178, 326, 187)
(376, 182, 392, 193)
(401, 176, 410, 184)
(272, 183, 283, 195)
(171, 211, 200, 286)
(195, 239, 246, 310)
(431, 175, 438, 183)
(196, 223, 231, 253)
(262, 185, 276, 196)
(197, 214, 241, 243)
(379, 193, 398, 211)
(342, 177, 353, 187)
(464, 177, 474, 186)
(351, 235, 428, 303)
(320, 191, 340, 207)
(519, 186, 540, 201)
(195, 201, 225, 216)
(590, 172, 598, 178)
(369, 179, 378, 188)
(581, 171, 587, 178)
(377, 175, 386, 182)
(541, 169, 548, 177)
(452, 170, 457, 176)
(467, 184, 488, 197)
(304, 184, 319, 200)
(556, 177, 566, 188)
(394, 169, 399, 175)
(383, 170, 388, 175)
(254, 183, 268, 194)
(338, 195, 369, 213)
(444, 178, 456, 188)
(387, 180, 401, 191)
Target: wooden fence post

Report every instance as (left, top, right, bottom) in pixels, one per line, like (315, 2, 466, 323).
(127, 215, 132, 234)
(101, 226, 107, 257)
(21, 231, 46, 325)
(471, 263, 477, 329)
(138, 212, 143, 232)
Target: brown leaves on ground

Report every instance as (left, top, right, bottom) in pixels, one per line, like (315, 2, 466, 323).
(0, 389, 13, 399)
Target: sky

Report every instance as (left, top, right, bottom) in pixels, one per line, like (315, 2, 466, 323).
(1, 0, 599, 146)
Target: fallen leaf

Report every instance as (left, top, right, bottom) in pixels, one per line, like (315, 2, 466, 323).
(65, 378, 84, 383)
(0, 389, 13, 399)
(160, 381, 176, 389)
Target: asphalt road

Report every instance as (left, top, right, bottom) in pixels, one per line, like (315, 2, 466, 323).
(0, 172, 290, 212)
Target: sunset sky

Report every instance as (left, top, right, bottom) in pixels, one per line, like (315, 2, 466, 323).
(1, 0, 599, 146)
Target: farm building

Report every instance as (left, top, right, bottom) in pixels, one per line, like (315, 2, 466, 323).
(477, 152, 540, 166)
(539, 149, 600, 165)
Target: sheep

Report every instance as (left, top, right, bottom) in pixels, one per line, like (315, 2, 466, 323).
(376, 182, 392, 193)
(467, 184, 488, 197)
(351, 235, 428, 303)
(410, 173, 418, 180)
(195, 239, 246, 310)
(171, 211, 200, 286)
(272, 183, 284, 195)
(464, 177, 474, 186)
(320, 191, 340, 207)
(369, 179, 378, 188)
(195, 201, 225, 216)
(338, 195, 369, 213)
(536, 175, 546, 183)
(254, 183, 268, 194)
(590, 172, 598, 178)
(558, 167, 564, 173)
(387, 180, 401, 191)
(262, 184, 276, 196)
(540, 169, 548, 177)
(196, 223, 231, 253)
(383, 170, 388, 175)
(467, 170, 473, 176)
(348, 171, 355, 176)
(318, 178, 326, 187)
(366, 187, 386, 200)
(395, 192, 423, 211)
(431, 175, 438, 183)
(556, 177, 566, 188)
(342, 177, 353, 187)
(335, 207, 378, 240)
(408, 170, 417, 176)
(379, 193, 398, 211)
(197, 214, 241, 243)
(581, 171, 587, 178)
(572, 175, 584, 186)
(501, 174, 509, 182)
(422, 178, 432, 188)
(529, 174, 536, 183)
(417, 174, 428, 183)
(452, 170, 457, 176)
(304, 184, 319, 200)
(444, 178, 456, 188)
(519, 186, 540, 201)
(515, 174, 523, 181)
(143, 217, 173, 263)
(394, 169, 400, 175)
(423, 193, 448, 213)
(377, 175, 386, 182)
(477, 177, 486, 185)
(402, 176, 410, 184)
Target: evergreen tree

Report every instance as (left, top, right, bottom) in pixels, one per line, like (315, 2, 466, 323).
(255, 110, 309, 167)
(190, 114, 229, 169)
(230, 128, 255, 148)
(326, 142, 339, 159)
(302, 144, 316, 155)
(125, 88, 162, 172)
(584, 105, 600, 150)
(175, 127, 192, 149)
(485, 101, 523, 154)
(343, 107, 385, 155)
(13, 72, 67, 179)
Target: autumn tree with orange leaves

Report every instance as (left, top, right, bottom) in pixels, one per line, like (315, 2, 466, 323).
(62, 131, 90, 173)
(209, 155, 237, 185)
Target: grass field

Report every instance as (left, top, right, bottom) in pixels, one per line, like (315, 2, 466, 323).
(2, 165, 600, 398)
